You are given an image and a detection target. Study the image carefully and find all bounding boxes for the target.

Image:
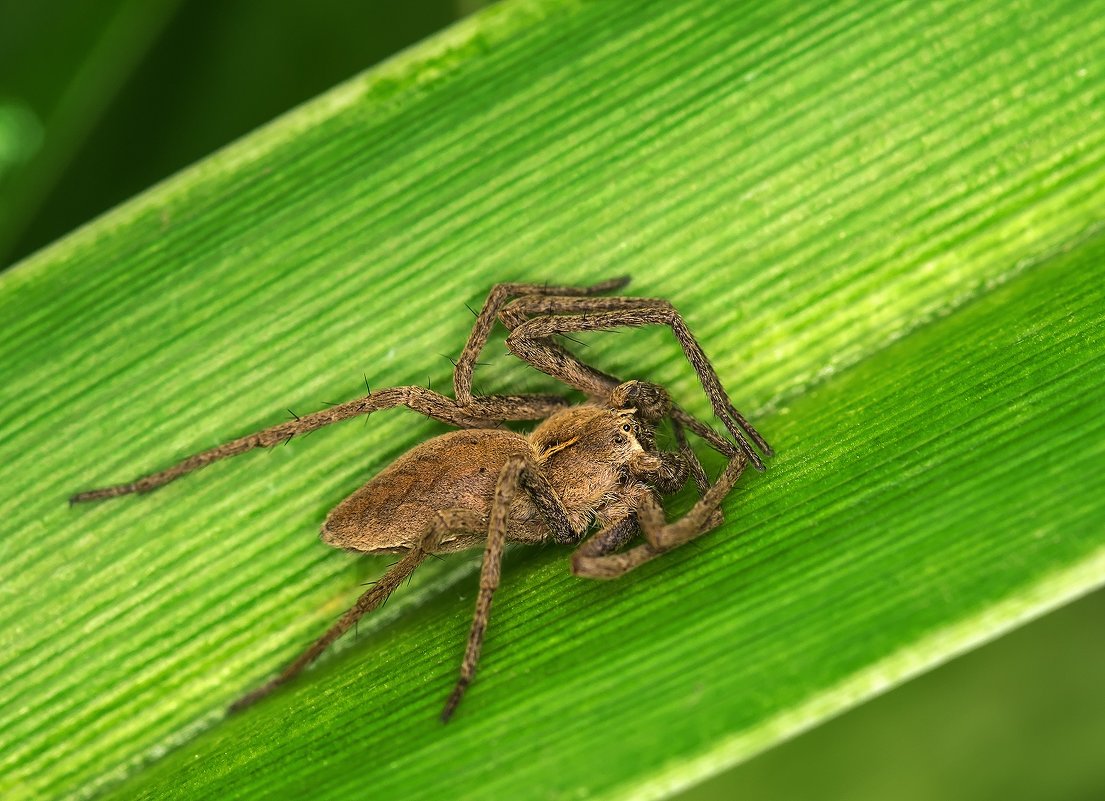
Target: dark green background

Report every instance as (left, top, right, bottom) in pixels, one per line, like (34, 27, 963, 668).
(0, 0, 471, 267)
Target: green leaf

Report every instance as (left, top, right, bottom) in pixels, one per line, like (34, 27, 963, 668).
(1, 0, 1103, 799)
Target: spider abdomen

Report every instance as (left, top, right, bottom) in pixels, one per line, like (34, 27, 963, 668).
(319, 429, 545, 554)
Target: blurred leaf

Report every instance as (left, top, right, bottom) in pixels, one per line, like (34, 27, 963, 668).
(1, 0, 1103, 799)
(0, 0, 180, 262)
(0, 0, 465, 267)
(679, 589, 1105, 801)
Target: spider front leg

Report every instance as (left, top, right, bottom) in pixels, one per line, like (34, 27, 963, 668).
(501, 296, 773, 470)
(571, 455, 746, 581)
(570, 513, 650, 579)
(637, 454, 746, 552)
(456, 285, 760, 468)
(452, 276, 631, 404)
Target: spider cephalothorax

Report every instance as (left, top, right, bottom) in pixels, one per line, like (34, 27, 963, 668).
(72, 277, 772, 720)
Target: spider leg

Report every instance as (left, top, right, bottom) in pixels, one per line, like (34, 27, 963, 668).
(670, 405, 742, 461)
(671, 414, 711, 496)
(69, 387, 568, 503)
(638, 454, 746, 551)
(569, 513, 647, 579)
(441, 455, 583, 722)
(494, 297, 760, 463)
(571, 455, 746, 580)
(453, 277, 630, 404)
(631, 414, 711, 496)
(228, 509, 482, 714)
(500, 296, 772, 469)
(73, 279, 634, 505)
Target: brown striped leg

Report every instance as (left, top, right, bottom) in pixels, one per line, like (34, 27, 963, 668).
(69, 386, 568, 503)
(502, 297, 772, 469)
(452, 277, 631, 405)
(569, 513, 644, 579)
(441, 455, 581, 722)
(229, 510, 481, 714)
(571, 455, 747, 581)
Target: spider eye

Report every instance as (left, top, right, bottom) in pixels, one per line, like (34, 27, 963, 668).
(621, 423, 632, 433)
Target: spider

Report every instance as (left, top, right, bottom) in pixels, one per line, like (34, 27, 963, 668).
(71, 277, 773, 721)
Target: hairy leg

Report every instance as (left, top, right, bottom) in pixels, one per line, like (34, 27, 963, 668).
(501, 296, 772, 469)
(71, 280, 635, 503)
(569, 513, 646, 579)
(452, 277, 631, 404)
(441, 455, 584, 721)
(70, 386, 568, 503)
(571, 455, 747, 580)
(228, 509, 482, 714)
(491, 295, 766, 465)
(671, 415, 711, 496)
(638, 455, 746, 551)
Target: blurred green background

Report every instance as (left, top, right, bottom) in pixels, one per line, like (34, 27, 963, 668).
(1, 2, 1102, 798)
(681, 589, 1105, 801)
(0, 0, 487, 267)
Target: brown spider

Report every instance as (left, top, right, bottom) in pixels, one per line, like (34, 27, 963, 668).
(71, 277, 773, 721)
